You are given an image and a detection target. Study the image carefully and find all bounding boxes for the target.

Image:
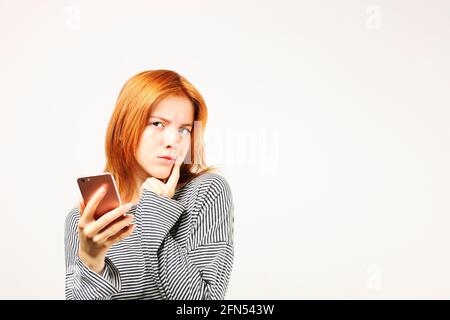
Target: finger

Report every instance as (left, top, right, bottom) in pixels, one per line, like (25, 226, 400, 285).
(93, 215, 134, 244)
(79, 186, 107, 227)
(139, 180, 153, 198)
(161, 184, 170, 197)
(78, 198, 85, 216)
(142, 178, 161, 195)
(166, 155, 182, 191)
(147, 179, 164, 196)
(83, 203, 134, 238)
(105, 224, 136, 247)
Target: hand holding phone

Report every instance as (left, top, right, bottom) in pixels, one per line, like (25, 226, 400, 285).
(76, 172, 136, 274)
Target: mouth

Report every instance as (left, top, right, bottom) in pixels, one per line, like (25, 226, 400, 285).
(158, 155, 175, 160)
(157, 155, 176, 163)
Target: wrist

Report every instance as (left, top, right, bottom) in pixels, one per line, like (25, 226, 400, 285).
(79, 251, 105, 275)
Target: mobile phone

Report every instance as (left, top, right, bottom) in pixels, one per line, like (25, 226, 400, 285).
(77, 172, 121, 220)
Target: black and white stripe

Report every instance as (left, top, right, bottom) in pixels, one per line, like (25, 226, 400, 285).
(65, 173, 234, 300)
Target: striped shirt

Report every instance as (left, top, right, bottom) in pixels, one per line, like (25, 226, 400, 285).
(64, 173, 234, 300)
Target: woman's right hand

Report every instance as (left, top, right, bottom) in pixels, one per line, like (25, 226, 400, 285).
(77, 187, 136, 274)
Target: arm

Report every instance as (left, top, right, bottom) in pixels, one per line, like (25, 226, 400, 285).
(138, 176, 234, 299)
(64, 208, 122, 300)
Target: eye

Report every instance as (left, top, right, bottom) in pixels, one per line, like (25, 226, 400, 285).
(179, 128, 191, 136)
(151, 121, 164, 128)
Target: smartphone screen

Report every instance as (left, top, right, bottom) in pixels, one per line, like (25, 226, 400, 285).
(77, 172, 121, 219)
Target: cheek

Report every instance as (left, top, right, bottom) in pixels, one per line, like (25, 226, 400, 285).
(179, 139, 191, 158)
(136, 132, 158, 159)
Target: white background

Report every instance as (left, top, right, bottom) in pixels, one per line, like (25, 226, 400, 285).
(0, 0, 449, 299)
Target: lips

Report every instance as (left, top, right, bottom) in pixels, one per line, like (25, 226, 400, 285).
(158, 155, 175, 161)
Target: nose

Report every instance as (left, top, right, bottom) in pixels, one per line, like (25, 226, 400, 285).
(163, 126, 181, 149)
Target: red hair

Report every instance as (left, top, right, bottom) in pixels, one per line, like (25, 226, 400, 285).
(103, 70, 217, 203)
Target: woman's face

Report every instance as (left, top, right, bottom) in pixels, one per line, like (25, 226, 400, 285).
(134, 95, 194, 182)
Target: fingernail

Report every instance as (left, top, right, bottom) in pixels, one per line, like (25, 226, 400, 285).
(100, 187, 106, 194)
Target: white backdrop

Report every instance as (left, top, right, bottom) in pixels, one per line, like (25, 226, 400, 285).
(0, 0, 449, 299)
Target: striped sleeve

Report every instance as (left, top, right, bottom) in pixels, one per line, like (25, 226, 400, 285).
(64, 207, 122, 300)
(138, 175, 234, 299)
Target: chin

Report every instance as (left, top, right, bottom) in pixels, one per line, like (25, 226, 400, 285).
(146, 167, 170, 180)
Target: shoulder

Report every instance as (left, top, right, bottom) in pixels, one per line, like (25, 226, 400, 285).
(65, 205, 80, 234)
(187, 173, 233, 207)
(192, 173, 232, 196)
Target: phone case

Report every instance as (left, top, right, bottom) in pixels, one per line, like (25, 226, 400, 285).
(77, 172, 121, 219)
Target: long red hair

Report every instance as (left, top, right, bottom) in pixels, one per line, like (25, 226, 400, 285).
(103, 70, 217, 203)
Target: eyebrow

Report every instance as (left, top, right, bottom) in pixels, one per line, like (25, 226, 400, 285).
(149, 115, 193, 127)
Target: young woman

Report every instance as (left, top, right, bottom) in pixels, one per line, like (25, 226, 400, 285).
(65, 70, 234, 300)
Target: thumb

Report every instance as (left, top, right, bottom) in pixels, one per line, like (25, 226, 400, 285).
(79, 198, 85, 215)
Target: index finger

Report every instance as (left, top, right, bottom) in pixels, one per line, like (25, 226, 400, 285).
(79, 186, 106, 226)
(166, 155, 183, 190)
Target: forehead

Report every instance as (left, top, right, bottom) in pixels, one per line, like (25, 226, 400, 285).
(150, 95, 194, 122)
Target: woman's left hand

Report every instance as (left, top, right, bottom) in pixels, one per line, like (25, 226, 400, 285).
(140, 156, 183, 199)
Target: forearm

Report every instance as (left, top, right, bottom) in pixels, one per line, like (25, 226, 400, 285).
(154, 236, 234, 299)
(65, 208, 121, 300)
